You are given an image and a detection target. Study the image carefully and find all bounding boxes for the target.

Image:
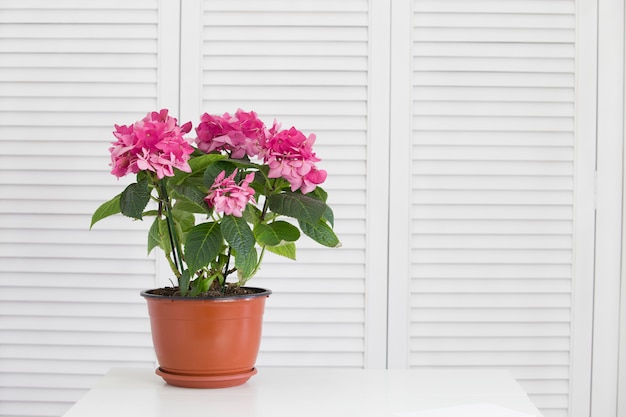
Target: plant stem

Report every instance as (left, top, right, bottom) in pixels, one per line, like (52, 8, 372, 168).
(157, 180, 184, 279)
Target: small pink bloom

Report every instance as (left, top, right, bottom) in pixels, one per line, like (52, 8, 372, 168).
(205, 170, 256, 217)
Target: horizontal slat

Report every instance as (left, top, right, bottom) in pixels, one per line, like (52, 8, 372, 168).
(264, 308, 364, 323)
(410, 337, 570, 351)
(204, 26, 366, 42)
(412, 175, 573, 190)
(412, 205, 573, 220)
(411, 307, 571, 322)
(0, 82, 157, 98)
(2, 97, 160, 113)
(204, 55, 366, 71)
(204, 11, 368, 27)
(0, 68, 157, 83)
(257, 351, 363, 367)
(411, 248, 572, 263)
(203, 71, 367, 86)
(0, 9, 157, 24)
(0, 24, 157, 38)
(414, 72, 573, 88)
(412, 219, 573, 235)
(412, 263, 571, 279)
(263, 322, 364, 338)
(409, 351, 569, 366)
(414, 86, 574, 102)
(414, 42, 574, 58)
(411, 234, 572, 249)
(205, 40, 368, 56)
(205, 85, 367, 101)
(413, 145, 573, 161)
(0, 372, 101, 389)
(205, 0, 368, 13)
(0, 0, 157, 9)
(411, 322, 570, 337)
(410, 293, 570, 308)
(1, 330, 151, 348)
(414, 0, 575, 14)
(415, 27, 573, 43)
(414, 13, 574, 29)
(1, 344, 154, 362)
(0, 315, 149, 332)
(414, 101, 573, 117)
(412, 162, 573, 177)
(0, 38, 157, 53)
(261, 337, 363, 352)
(0, 359, 154, 374)
(0, 53, 157, 69)
(414, 57, 574, 73)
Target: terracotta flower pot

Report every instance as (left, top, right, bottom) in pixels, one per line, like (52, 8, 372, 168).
(141, 287, 271, 388)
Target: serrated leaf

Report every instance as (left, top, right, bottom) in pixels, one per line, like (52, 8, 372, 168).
(266, 242, 296, 260)
(184, 222, 223, 273)
(90, 194, 121, 228)
(221, 215, 255, 256)
(299, 219, 341, 248)
(268, 192, 327, 225)
(120, 180, 151, 220)
(254, 221, 300, 246)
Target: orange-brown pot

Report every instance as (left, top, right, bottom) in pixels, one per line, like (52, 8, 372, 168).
(141, 287, 271, 388)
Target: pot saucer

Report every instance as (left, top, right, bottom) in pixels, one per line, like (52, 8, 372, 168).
(156, 367, 257, 389)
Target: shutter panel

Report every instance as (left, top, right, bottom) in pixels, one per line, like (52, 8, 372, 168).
(403, 1, 576, 417)
(192, 0, 369, 367)
(0, 1, 164, 416)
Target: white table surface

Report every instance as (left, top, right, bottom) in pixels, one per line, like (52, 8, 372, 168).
(63, 367, 543, 417)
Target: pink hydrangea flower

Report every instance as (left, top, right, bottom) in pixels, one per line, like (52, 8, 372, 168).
(195, 109, 265, 159)
(109, 109, 193, 179)
(205, 170, 256, 217)
(260, 127, 327, 194)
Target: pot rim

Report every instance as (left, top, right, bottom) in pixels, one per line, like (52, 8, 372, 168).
(140, 287, 271, 301)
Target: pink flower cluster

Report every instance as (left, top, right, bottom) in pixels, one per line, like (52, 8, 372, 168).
(261, 126, 327, 194)
(109, 110, 194, 179)
(205, 170, 256, 217)
(195, 109, 264, 159)
(196, 109, 327, 194)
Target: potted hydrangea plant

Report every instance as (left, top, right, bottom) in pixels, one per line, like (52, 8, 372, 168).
(90, 109, 339, 388)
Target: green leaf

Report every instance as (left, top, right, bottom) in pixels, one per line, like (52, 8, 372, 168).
(170, 153, 227, 185)
(235, 247, 257, 280)
(203, 161, 237, 188)
(254, 221, 300, 246)
(148, 216, 165, 254)
(299, 219, 341, 248)
(266, 242, 296, 260)
(171, 209, 195, 233)
(268, 192, 328, 225)
(221, 215, 255, 256)
(243, 204, 262, 225)
(90, 194, 121, 228)
(171, 184, 210, 214)
(120, 180, 151, 220)
(178, 269, 191, 296)
(184, 222, 223, 273)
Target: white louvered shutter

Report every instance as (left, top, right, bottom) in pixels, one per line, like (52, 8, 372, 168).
(391, 1, 577, 417)
(181, 0, 370, 367)
(0, 1, 175, 416)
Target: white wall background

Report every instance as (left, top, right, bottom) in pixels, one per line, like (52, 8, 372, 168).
(0, 1, 624, 417)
